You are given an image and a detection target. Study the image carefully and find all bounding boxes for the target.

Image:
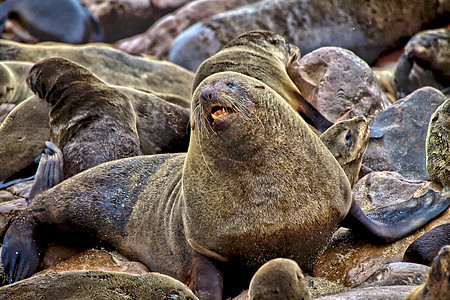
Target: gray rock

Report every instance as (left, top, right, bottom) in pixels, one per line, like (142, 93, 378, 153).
(362, 87, 447, 180)
(293, 47, 390, 123)
(313, 285, 417, 300)
(168, 0, 450, 71)
(360, 262, 429, 287)
(352, 171, 431, 211)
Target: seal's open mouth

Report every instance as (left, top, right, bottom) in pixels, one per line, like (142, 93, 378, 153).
(209, 105, 234, 123)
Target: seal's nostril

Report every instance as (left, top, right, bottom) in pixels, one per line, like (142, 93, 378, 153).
(200, 89, 214, 104)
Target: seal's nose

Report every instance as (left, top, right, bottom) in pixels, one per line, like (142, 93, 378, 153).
(200, 88, 214, 104)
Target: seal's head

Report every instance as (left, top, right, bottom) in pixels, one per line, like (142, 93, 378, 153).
(26, 57, 97, 105)
(184, 71, 351, 269)
(405, 28, 450, 72)
(320, 116, 370, 187)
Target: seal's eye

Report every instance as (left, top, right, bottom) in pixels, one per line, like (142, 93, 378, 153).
(345, 130, 352, 148)
(227, 83, 236, 89)
(286, 42, 291, 53)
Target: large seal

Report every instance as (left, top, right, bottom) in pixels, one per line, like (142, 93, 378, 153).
(193, 30, 333, 133)
(1, 72, 448, 299)
(0, 0, 103, 43)
(426, 98, 450, 186)
(395, 28, 450, 99)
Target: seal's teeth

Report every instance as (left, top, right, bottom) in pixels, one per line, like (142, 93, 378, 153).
(211, 108, 228, 120)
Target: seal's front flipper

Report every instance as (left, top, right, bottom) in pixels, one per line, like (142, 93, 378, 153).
(1, 215, 41, 284)
(341, 187, 450, 243)
(189, 252, 223, 300)
(28, 141, 64, 202)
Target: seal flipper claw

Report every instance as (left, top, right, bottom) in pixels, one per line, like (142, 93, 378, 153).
(341, 187, 450, 242)
(1, 216, 41, 283)
(28, 142, 64, 202)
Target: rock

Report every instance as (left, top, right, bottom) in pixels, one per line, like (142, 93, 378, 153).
(152, 0, 192, 9)
(314, 285, 417, 300)
(362, 87, 447, 180)
(403, 223, 450, 266)
(80, 0, 155, 43)
(312, 172, 449, 288)
(352, 171, 435, 211)
(116, 0, 260, 59)
(292, 47, 390, 123)
(360, 262, 429, 287)
(0, 270, 199, 300)
(373, 65, 398, 104)
(38, 248, 150, 275)
(168, 0, 450, 71)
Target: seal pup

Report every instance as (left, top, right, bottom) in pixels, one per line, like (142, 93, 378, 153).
(1, 72, 449, 299)
(248, 258, 311, 300)
(426, 98, 450, 186)
(395, 28, 450, 99)
(405, 245, 450, 300)
(0, 0, 103, 44)
(0, 61, 33, 104)
(26, 57, 142, 180)
(320, 116, 370, 188)
(192, 30, 333, 133)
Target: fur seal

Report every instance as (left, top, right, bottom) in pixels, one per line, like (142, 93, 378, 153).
(248, 258, 311, 300)
(0, 270, 199, 300)
(426, 98, 450, 186)
(193, 30, 333, 133)
(0, 59, 190, 183)
(168, 0, 450, 71)
(403, 223, 450, 266)
(0, 61, 33, 104)
(405, 245, 450, 300)
(1, 72, 448, 299)
(395, 28, 450, 99)
(0, 0, 103, 44)
(320, 116, 370, 188)
(27, 57, 142, 180)
(0, 95, 49, 182)
(0, 39, 194, 102)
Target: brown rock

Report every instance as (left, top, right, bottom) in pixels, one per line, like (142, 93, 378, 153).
(292, 46, 390, 123)
(38, 248, 150, 275)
